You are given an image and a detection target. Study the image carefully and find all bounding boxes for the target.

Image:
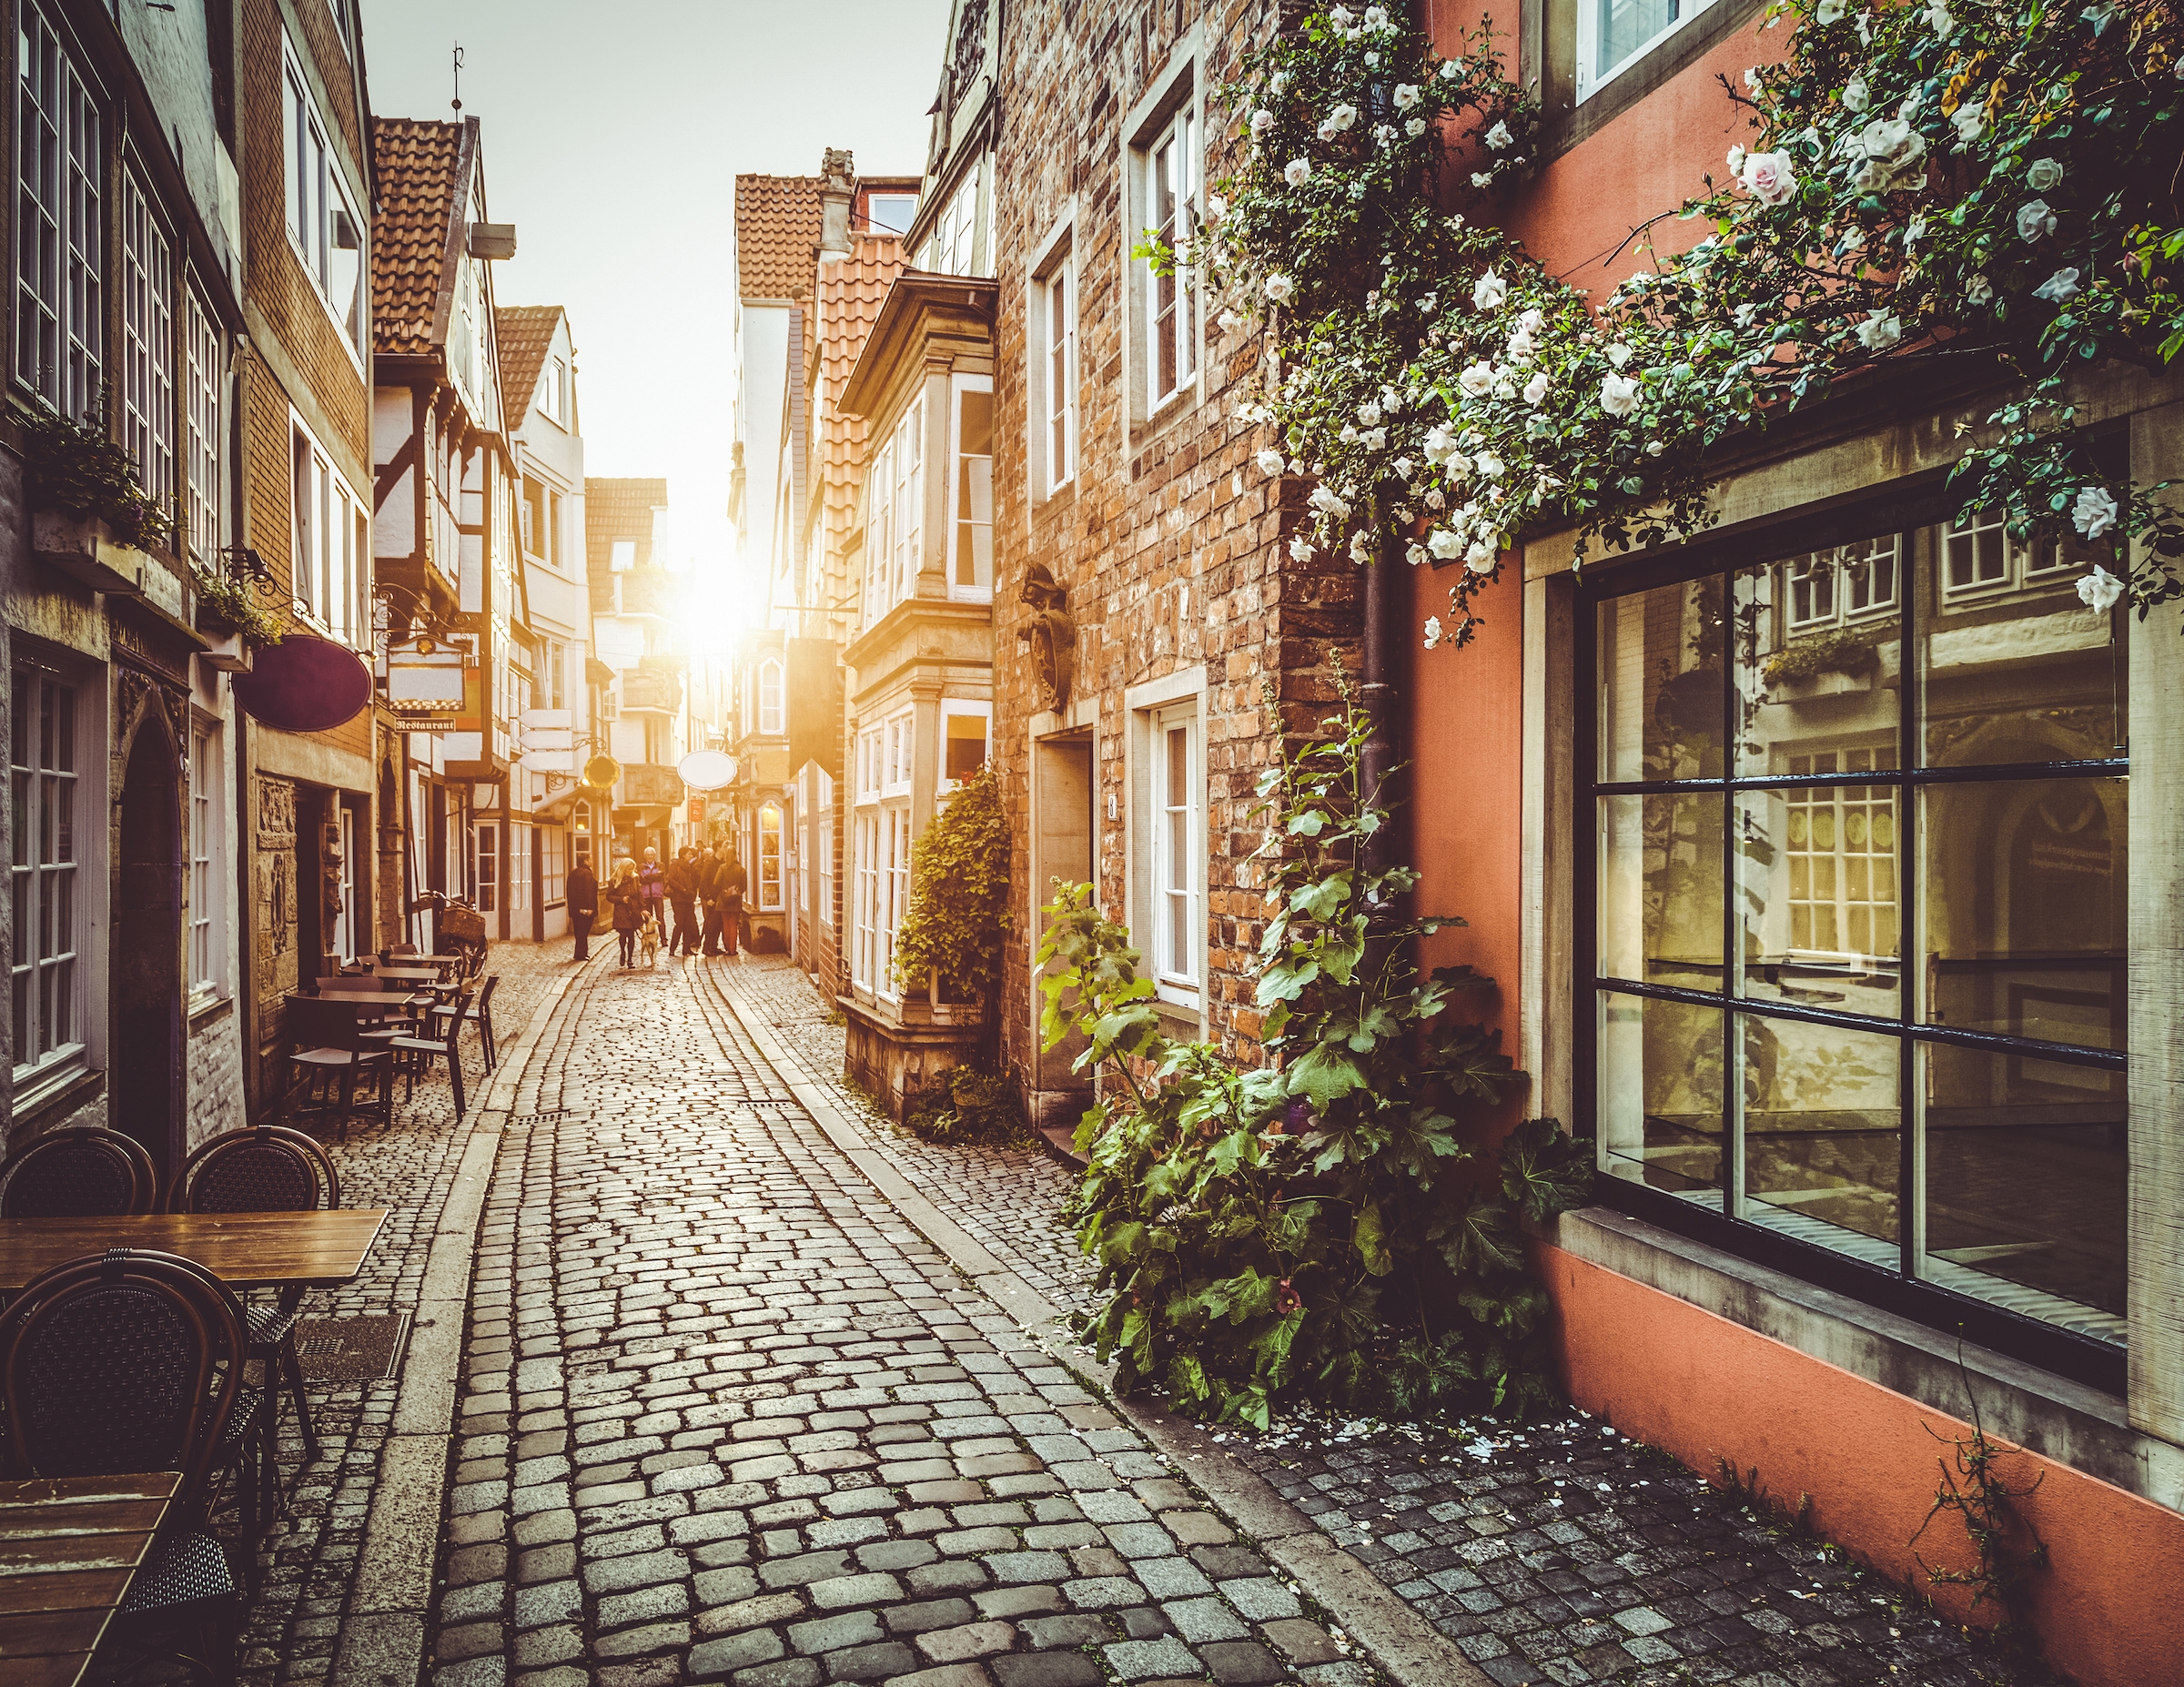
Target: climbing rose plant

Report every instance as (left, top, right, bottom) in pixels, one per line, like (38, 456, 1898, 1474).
(1198, 0, 2184, 645)
(1040, 674, 1592, 1429)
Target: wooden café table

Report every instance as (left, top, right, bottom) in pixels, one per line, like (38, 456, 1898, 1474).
(0, 1209, 389, 1294)
(0, 1470, 179, 1686)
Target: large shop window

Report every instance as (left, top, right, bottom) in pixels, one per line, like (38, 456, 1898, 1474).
(1585, 510, 2129, 1385)
(15, 2, 104, 419)
(120, 176, 175, 520)
(11, 670, 84, 1089)
(282, 35, 366, 360)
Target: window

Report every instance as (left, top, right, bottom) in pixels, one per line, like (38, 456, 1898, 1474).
(184, 292, 224, 565)
(572, 801, 593, 869)
(1943, 507, 2083, 595)
(611, 539, 636, 572)
(547, 639, 566, 712)
(11, 670, 83, 1087)
(758, 801, 784, 911)
(473, 823, 498, 914)
(941, 702, 991, 790)
(542, 824, 566, 907)
(866, 192, 917, 236)
(1138, 104, 1199, 416)
(538, 355, 566, 425)
(864, 397, 925, 625)
(15, 3, 104, 418)
(818, 769, 834, 926)
(925, 167, 982, 275)
(758, 658, 784, 735)
(282, 35, 365, 359)
(1589, 514, 2129, 1374)
(188, 724, 222, 1002)
(1579, 0, 1719, 101)
(1039, 255, 1077, 492)
(851, 712, 913, 996)
(950, 376, 993, 599)
(1149, 703, 1200, 995)
(120, 177, 175, 521)
(292, 418, 368, 645)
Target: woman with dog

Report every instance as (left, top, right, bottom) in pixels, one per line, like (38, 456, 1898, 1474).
(607, 858, 644, 968)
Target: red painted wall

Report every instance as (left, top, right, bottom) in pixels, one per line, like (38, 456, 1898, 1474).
(1542, 1242, 2184, 1687)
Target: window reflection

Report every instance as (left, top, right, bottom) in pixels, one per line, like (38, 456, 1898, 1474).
(1598, 792, 1722, 987)
(1597, 578, 1724, 782)
(1735, 774, 1900, 1014)
(1741, 1016, 1900, 1259)
(1598, 995, 1721, 1197)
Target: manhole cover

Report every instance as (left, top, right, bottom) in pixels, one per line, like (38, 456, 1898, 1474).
(291, 1312, 412, 1382)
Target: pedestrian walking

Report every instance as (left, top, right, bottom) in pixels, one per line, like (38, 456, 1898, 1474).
(567, 855, 598, 961)
(607, 858, 643, 968)
(719, 850, 749, 959)
(638, 847, 667, 944)
(699, 844, 726, 956)
(665, 846, 701, 956)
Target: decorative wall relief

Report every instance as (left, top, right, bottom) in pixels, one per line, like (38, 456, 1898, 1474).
(1018, 561, 1075, 715)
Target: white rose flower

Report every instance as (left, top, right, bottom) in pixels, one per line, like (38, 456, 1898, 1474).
(2033, 267, 2082, 303)
(1425, 488, 1446, 510)
(1251, 109, 1276, 138)
(1284, 157, 1312, 187)
(1522, 371, 1552, 409)
(1349, 530, 1375, 563)
(1392, 83, 1421, 111)
(1361, 428, 1388, 452)
(1965, 272, 1994, 305)
(1406, 543, 1430, 566)
(1441, 58, 1463, 79)
(1600, 372, 1642, 416)
(1485, 120, 1513, 151)
(1309, 485, 1350, 521)
(1734, 300, 1759, 328)
(1255, 449, 1286, 477)
(2074, 486, 2119, 540)
(1472, 270, 1509, 310)
(1328, 4, 1355, 26)
(2017, 198, 2058, 242)
(1264, 273, 1296, 304)
(1422, 615, 1444, 649)
(1741, 150, 1798, 205)
(1207, 194, 1227, 222)
(1905, 215, 1927, 244)
(1406, 117, 1427, 138)
(1289, 534, 1315, 562)
(2027, 157, 2064, 192)
(1816, 0, 1845, 20)
(1393, 457, 1415, 479)
(1372, 124, 1399, 148)
(1465, 540, 1496, 572)
(1364, 4, 1395, 31)
(1471, 452, 1502, 480)
(1471, 171, 1496, 188)
(2078, 563, 2125, 611)
(1330, 103, 1360, 131)
(1459, 362, 1496, 398)
(1855, 116, 1926, 187)
(1506, 324, 1536, 357)
(1380, 385, 1403, 413)
(1952, 103, 1987, 146)
(1357, 400, 1381, 427)
(1645, 439, 1665, 456)
(1843, 76, 1870, 112)
(1318, 117, 1340, 142)
(1269, 70, 1289, 94)
(1744, 67, 1762, 93)
(1855, 310, 1902, 349)
(1423, 425, 1458, 463)
(1447, 452, 1475, 478)
(1726, 144, 1746, 178)
(1606, 342, 1634, 369)
(1427, 528, 1464, 561)
(1925, 0, 1955, 36)
(1338, 423, 1360, 444)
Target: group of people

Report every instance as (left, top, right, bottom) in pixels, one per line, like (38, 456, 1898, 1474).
(563, 843, 751, 968)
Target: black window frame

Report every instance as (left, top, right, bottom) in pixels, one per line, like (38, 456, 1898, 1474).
(1574, 484, 2129, 1396)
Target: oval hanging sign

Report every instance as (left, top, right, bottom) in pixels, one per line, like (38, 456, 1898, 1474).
(677, 748, 736, 792)
(231, 634, 372, 732)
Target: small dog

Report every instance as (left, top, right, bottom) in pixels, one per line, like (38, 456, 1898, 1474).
(638, 912, 661, 967)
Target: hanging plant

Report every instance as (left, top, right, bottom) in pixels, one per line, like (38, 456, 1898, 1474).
(191, 554, 286, 648)
(21, 394, 175, 552)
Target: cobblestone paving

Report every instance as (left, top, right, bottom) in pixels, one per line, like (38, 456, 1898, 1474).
(235, 938, 591, 1687)
(429, 955, 1376, 1687)
(1224, 1407, 2059, 1687)
(702, 956, 1097, 1316)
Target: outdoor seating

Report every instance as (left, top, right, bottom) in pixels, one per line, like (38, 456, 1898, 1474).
(389, 985, 473, 1118)
(167, 1126, 344, 1470)
(430, 973, 500, 1071)
(281, 995, 397, 1136)
(0, 1126, 159, 1217)
(0, 1248, 250, 1682)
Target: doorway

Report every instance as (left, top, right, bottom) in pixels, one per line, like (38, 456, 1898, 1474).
(112, 718, 183, 1181)
(1030, 733, 1094, 1124)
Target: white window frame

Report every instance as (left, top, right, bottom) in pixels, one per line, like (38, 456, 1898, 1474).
(1043, 252, 1077, 493)
(187, 722, 223, 1005)
(866, 192, 918, 237)
(1577, 0, 1722, 104)
(184, 291, 224, 567)
(1127, 666, 1208, 1013)
(864, 396, 925, 627)
(925, 166, 982, 276)
(291, 411, 369, 647)
(758, 800, 785, 912)
(758, 657, 784, 735)
(947, 373, 994, 601)
(610, 539, 636, 572)
(939, 699, 992, 794)
(11, 667, 87, 1090)
(539, 355, 567, 426)
(281, 33, 366, 366)
(1127, 57, 1203, 427)
(15, 2, 104, 419)
(473, 821, 498, 914)
(119, 172, 176, 523)
(1785, 535, 1900, 632)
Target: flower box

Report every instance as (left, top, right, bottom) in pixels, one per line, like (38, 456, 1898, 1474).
(197, 624, 253, 674)
(32, 510, 141, 596)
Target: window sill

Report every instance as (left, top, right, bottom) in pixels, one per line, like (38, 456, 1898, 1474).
(1128, 387, 1200, 468)
(7, 1064, 102, 1132)
(187, 992, 233, 1029)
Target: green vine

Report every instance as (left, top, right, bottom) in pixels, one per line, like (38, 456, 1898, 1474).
(1039, 665, 1592, 1428)
(1205, 1, 2184, 645)
(1910, 1359, 2051, 1626)
(21, 394, 175, 552)
(893, 762, 1012, 1015)
(191, 552, 286, 648)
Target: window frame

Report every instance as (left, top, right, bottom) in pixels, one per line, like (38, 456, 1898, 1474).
(939, 699, 992, 794)
(1577, 0, 1724, 105)
(1030, 240, 1078, 497)
(184, 289, 224, 566)
(757, 657, 784, 736)
(290, 410, 367, 647)
(11, 665, 87, 1094)
(757, 800, 785, 912)
(280, 32, 366, 367)
(1577, 506, 2132, 1393)
(119, 169, 176, 529)
(1131, 95, 1201, 424)
(947, 373, 994, 601)
(187, 721, 224, 1006)
(15, 1, 106, 420)
(1148, 701, 1202, 1000)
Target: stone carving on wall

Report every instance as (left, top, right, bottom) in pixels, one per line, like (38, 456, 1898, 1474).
(321, 816, 345, 929)
(1018, 561, 1075, 715)
(950, 0, 990, 106)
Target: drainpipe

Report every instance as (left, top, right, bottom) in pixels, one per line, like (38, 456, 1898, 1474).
(1360, 540, 1398, 883)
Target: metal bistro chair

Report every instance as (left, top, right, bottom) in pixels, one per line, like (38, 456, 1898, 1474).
(0, 1248, 250, 1683)
(430, 973, 500, 1072)
(0, 1125, 158, 1217)
(281, 995, 397, 1136)
(389, 985, 473, 1119)
(168, 1126, 341, 1472)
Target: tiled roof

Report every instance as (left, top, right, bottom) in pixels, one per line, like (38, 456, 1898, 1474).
(584, 478, 668, 611)
(497, 305, 561, 430)
(813, 236, 907, 553)
(372, 117, 469, 356)
(735, 175, 824, 302)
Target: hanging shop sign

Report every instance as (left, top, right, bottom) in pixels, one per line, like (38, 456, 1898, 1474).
(232, 634, 372, 732)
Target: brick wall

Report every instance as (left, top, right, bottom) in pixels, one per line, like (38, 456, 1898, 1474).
(990, 0, 1358, 1095)
(187, 1007, 246, 1150)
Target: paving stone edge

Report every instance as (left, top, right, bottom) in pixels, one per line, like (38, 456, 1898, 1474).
(328, 957, 594, 1687)
(713, 984, 1496, 1687)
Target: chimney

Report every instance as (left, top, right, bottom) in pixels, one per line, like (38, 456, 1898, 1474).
(817, 147, 854, 264)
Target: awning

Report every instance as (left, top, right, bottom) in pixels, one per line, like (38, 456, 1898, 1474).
(531, 786, 584, 824)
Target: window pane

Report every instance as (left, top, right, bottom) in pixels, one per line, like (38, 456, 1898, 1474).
(1923, 1041, 2125, 1341)
(1734, 781, 1899, 1012)
(1599, 993, 1722, 1197)
(1735, 547, 1902, 779)
(1597, 0, 1677, 76)
(1921, 777, 2124, 1051)
(1598, 792, 1722, 988)
(955, 389, 993, 590)
(1742, 1015, 1901, 1260)
(1597, 576, 1724, 780)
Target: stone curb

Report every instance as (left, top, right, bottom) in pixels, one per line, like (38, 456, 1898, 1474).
(711, 982, 1494, 1687)
(328, 955, 597, 1687)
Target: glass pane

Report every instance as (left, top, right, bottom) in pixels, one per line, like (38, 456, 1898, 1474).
(1598, 792, 1722, 989)
(1920, 520, 2123, 766)
(1598, 0, 1675, 75)
(1922, 778, 2125, 1051)
(1734, 550, 1902, 778)
(1598, 993, 1722, 1198)
(1741, 1015, 1901, 1262)
(1597, 576, 1724, 781)
(1735, 782, 1900, 1013)
(1923, 1042, 2125, 1342)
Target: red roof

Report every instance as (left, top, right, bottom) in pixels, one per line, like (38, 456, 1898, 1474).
(735, 175, 824, 303)
(371, 117, 470, 357)
(814, 236, 908, 549)
(497, 305, 562, 430)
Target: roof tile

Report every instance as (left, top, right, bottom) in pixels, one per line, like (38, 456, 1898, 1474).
(814, 235, 909, 548)
(735, 175, 824, 302)
(497, 305, 562, 431)
(371, 117, 468, 357)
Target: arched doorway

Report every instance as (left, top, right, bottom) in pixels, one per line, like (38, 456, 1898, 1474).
(112, 718, 183, 1182)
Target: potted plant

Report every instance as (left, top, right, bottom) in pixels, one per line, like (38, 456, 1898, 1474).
(190, 551, 284, 672)
(1761, 626, 1882, 700)
(22, 395, 173, 594)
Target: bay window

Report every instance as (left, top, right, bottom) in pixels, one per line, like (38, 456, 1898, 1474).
(864, 397, 925, 626)
(949, 375, 993, 600)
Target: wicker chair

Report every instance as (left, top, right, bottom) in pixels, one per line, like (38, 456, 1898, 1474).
(0, 1126, 157, 1217)
(167, 1127, 340, 1469)
(0, 1248, 249, 1682)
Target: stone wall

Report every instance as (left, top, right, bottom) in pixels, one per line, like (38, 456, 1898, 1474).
(187, 1005, 246, 1151)
(252, 773, 302, 1099)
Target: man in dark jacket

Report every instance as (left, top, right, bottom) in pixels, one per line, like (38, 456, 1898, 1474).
(719, 851, 749, 957)
(664, 847, 701, 956)
(567, 855, 599, 961)
(698, 844, 725, 956)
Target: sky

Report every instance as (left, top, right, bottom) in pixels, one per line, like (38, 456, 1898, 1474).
(360, 0, 948, 625)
